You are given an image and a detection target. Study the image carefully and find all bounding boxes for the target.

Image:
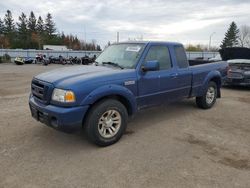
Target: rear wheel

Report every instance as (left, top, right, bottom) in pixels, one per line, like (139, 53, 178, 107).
(196, 81, 217, 109)
(84, 99, 128, 146)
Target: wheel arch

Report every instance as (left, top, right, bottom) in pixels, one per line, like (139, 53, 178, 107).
(210, 76, 221, 98)
(89, 94, 134, 116)
(199, 71, 222, 98)
(81, 85, 137, 127)
(82, 94, 134, 129)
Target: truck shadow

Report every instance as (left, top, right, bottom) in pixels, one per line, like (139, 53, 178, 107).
(32, 99, 199, 151)
(223, 85, 250, 91)
(128, 99, 199, 133)
(32, 125, 95, 149)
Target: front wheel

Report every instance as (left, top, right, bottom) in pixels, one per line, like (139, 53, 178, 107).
(196, 81, 217, 109)
(84, 99, 128, 146)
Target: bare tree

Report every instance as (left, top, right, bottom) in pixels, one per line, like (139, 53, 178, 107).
(239, 25, 250, 48)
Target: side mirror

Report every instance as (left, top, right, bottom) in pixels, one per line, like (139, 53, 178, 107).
(141, 60, 159, 72)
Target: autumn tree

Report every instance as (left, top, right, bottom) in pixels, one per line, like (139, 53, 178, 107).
(0, 18, 8, 48)
(3, 10, 16, 48)
(27, 11, 39, 48)
(35, 16, 45, 49)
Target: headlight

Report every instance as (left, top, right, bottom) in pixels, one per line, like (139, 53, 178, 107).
(52, 88, 76, 103)
(244, 71, 250, 75)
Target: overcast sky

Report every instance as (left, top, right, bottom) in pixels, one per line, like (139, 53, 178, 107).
(1, 0, 250, 47)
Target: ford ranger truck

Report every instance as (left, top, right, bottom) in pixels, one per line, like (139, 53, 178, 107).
(29, 41, 228, 146)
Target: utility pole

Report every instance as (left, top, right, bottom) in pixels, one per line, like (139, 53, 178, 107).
(209, 32, 216, 51)
(84, 26, 87, 43)
(117, 32, 119, 43)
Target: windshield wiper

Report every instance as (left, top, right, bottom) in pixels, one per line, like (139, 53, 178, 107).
(102, 61, 124, 69)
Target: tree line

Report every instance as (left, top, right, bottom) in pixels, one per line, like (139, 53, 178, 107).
(0, 10, 101, 51)
(185, 44, 218, 52)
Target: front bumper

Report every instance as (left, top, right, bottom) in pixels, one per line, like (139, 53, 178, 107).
(225, 77, 250, 86)
(29, 96, 89, 132)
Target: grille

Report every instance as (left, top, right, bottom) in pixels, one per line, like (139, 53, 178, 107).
(31, 79, 52, 104)
(228, 72, 243, 79)
(245, 78, 250, 83)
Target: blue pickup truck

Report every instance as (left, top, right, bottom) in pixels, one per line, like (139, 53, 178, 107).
(29, 41, 228, 146)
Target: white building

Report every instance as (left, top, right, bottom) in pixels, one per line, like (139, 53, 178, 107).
(43, 45, 68, 51)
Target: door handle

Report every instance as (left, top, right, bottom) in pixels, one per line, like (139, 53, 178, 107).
(170, 73, 178, 78)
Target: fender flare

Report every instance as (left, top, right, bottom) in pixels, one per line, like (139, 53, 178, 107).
(198, 70, 222, 96)
(80, 84, 137, 115)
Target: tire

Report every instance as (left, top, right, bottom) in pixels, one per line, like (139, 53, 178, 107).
(196, 81, 217, 109)
(84, 99, 128, 146)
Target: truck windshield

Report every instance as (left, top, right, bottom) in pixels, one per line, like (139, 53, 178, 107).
(95, 43, 145, 69)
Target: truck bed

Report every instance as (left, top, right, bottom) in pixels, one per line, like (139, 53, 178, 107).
(189, 59, 211, 66)
(189, 61, 228, 97)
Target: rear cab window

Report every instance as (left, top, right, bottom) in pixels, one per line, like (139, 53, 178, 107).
(174, 45, 188, 68)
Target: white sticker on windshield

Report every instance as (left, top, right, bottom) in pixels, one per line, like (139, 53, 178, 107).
(126, 46, 141, 52)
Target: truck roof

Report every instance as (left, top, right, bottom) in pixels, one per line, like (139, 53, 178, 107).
(117, 41, 183, 46)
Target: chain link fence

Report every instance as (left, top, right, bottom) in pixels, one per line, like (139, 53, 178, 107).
(0, 49, 219, 60)
(0, 49, 101, 59)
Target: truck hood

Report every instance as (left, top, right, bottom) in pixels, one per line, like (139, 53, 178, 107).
(227, 59, 250, 64)
(34, 65, 134, 87)
(228, 59, 250, 73)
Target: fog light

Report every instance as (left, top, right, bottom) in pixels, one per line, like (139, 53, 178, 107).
(51, 117, 59, 128)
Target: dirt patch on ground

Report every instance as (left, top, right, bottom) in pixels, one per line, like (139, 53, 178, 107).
(238, 97, 250, 103)
(219, 157, 250, 170)
(182, 134, 221, 157)
(124, 129, 135, 135)
(183, 134, 250, 171)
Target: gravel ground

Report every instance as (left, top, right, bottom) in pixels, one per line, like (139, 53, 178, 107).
(0, 63, 250, 188)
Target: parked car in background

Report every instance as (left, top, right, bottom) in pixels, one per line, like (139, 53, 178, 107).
(14, 57, 24, 65)
(226, 59, 250, 86)
(24, 57, 34, 64)
(14, 57, 34, 65)
(219, 47, 250, 86)
(219, 47, 250, 60)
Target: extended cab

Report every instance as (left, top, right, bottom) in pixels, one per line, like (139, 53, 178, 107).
(29, 41, 228, 146)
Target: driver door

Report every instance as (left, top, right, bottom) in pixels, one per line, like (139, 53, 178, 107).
(137, 45, 174, 109)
